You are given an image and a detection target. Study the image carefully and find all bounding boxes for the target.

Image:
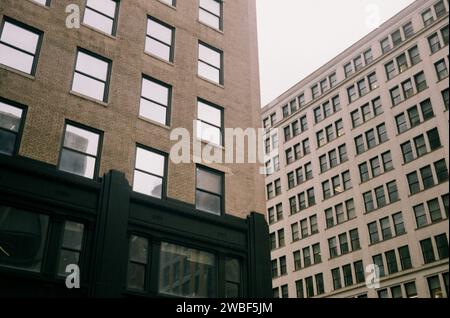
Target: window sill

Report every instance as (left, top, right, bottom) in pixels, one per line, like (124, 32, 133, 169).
(401, 146, 444, 167)
(144, 51, 174, 67)
(359, 168, 395, 186)
(325, 216, 358, 232)
(415, 217, 449, 232)
(321, 187, 353, 203)
(408, 180, 449, 198)
(368, 232, 408, 247)
(197, 75, 224, 89)
(319, 159, 349, 176)
(157, 0, 177, 10)
(81, 23, 117, 40)
(198, 20, 224, 35)
(138, 116, 171, 131)
(364, 199, 401, 215)
(0, 64, 36, 80)
(395, 114, 436, 137)
(69, 91, 108, 107)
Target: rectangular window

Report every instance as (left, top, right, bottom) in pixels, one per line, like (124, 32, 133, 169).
(350, 229, 360, 250)
(351, 110, 362, 128)
(364, 49, 373, 64)
(358, 79, 367, 96)
(346, 199, 356, 219)
(368, 222, 379, 244)
(225, 258, 241, 298)
(58, 221, 85, 277)
(347, 86, 357, 103)
(199, 0, 222, 30)
(291, 223, 299, 242)
(355, 135, 365, 154)
(434, 0, 447, 18)
(366, 129, 376, 149)
(84, 0, 119, 35)
(344, 63, 353, 77)
(396, 113, 408, 134)
(414, 204, 428, 228)
(434, 159, 449, 183)
(197, 99, 223, 146)
(402, 79, 414, 99)
(391, 29, 402, 46)
(289, 197, 297, 215)
(428, 199, 442, 223)
(198, 42, 223, 84)
(305, 277, 314, 298)
(405, 282, 417, 298)
(420, 165, 435, 189)
(408, 106, 420, 128)
(278, 229, 285, 247)
(386, 61, 397, 80)
(393, 212, 405, 235)
(295, 280, 304, 298)
(0, 98, 26, 156)
(372, 254, 385, 277)
(414, 72, 427, 92)
(331, 268, 342, 290)
(336, 204, 345, 226)
(408, 45, 421, 65)
(428, 276, 443, 298)
(381, 37, 391, 53)
(370, 157, 381, 177)
(339, 233, 349, 254)
(72, 48, 111, 102)
(330, 73, 338, 87)
(354, 55, 363, 71)
(420, 238, 436, 264)
(397, 53, 408, 73)
(422, 9, 434, 26)
(311, 85, 319, 99)
(442, 25, 449, 45)
(435, 234, 449, 259)
(380, 217, 392, 240)
(159, 242, 216, 297)
(414, 135, 427, 157)
(401, 141, 414, 163)
(127, 235, 149, 291)
(196, 166, 224, 215)
(140, 76, 171, 126)
(315, 273, 325, 295)
(339, 144, 348, 162)
(354, 261, 365, 283)
(276, 204, 283, 221)
(403, 21, 414, 39)
(377, 123, 388, 143)
(387, 181, 399, 202)
(382, 151, 393, 171)
(302, 247, 311, 267)
(59, 122, 102, 179)
(435, 59, 448, 81)
(320, 79, 328, 93)
(279, 256, 287, 275)
(0, 18, 43, 75)
(133, 146, 166, 199)
(421, 99, 434, 120)
(293, 250, 301, 270)
(398, 246, 412, 270)
(390, 87, 402, 106)
(363, 191, 374, 212)
(329, 237, 338, 258)
(146, 17, 174, 62)
(343, 264, 353, 287)
(312, 243, 321, 263)
(429, 33, 442, 54)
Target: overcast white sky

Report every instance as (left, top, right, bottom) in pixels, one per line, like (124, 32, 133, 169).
(257, 0, 416, 106)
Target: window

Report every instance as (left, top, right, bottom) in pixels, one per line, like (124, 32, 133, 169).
(312, 243, 321, 263)
(127, 235, 148, 290)
(300, 219, 308, 238)
(391, 285, 402, 298)
(381, 37, 391, 54)
(305, 277, 314, 298)
(382, 151, 393, 171)
(402, 142, 414, 163)
(159, 242, 216, 297)
(57, 219, 86, 278)
(343, 264, 353, 287)
(377, 289, 388, 298)
(380, 217, 392, 241)
(322, 181, 331, 200)
(315, 273, 325, 295)
(278, 229, 285, 247)
(397, 53, 408, 73)
(0, 205, 49, 273)
(271, 260, 278, 278)
(140, 76, 171, 126)
(428, 33, 441, 53)
(377, 123, 388, 143)
(427, 128, 441, 151)
(442, 25, 449, 45)
(435, 59, 448, 80)
(58, 122, 101, 179)
(402, 79, 414, 99)
(291, 223, 299, 242)
(270, 113, 277, 125)
(339, 144, 347, 162)
(160, 0, 176, 6)
(366, 129, 376, 149)
(363, 191, 374, 212)
(435, 234, 449, 259)
(330, 73, 337, 87)
(84, 0, 119, 35)
(391, 30, 402, 46)
(344, 63, 353, 77)
(403, 21, 414, 39)
(133, 146, 166, 199)
(298, 93, 306, 107)
(368, 222, 379, 244)
(282, 105, 289, 118)
(199, 0, 223, 30)
(145, 17, 174, 62)
(285, 126, 292, 141)
(280, 284, 288, 298)
(311, 85, 319, 99)
(354, 261, 365, 283)
(404, 282, 417, 298)
(435, 159, 449, 183)
(387, 181, 398, 202)
(398, 246, 412, 271)
(385, 61, 396, 80)
(351, 110, 362, 128)
(197, 99, 223, 146)
(295, 280, 304, 298)
(225, 258, 242, 298)
(279, 256, 287, 275)
(420, 165, 434, 189)
(354, 56, 363, 71)
(428, 276, 443, 298)
(196, 166, 224, 215)
(393, 212, 405, 235)
(396, 114, 408, 134)
(331, 268, 342, 290)
(0, 98, 26, 156)
(346, 199, 356, 219)
(364, 49, 373, 64)
(420, 238, 436, 263)
(335, 204, 345, 224)
(414, 135, 427, 157)
(414, 72, 428, 93)
(442, 88, 450, 110)
(303, 247, 311, 267)
(347, 86, 357, 103)
(422, 9, 434, 26)
(434, 0, 447, 18)
(407, 106, 420, 128)
(0, 18, 43, 75)
(320, 79, 328, 93)
(350, 229, 360, 250)
(72, 49, 111, 102)
(289, 197, 297, 215)
(390, 87, 402, 106)
(442, 194, 449, 217)
(428, 199, 442, 223)
(408, 172, 419, 195)
(421, 99, 434, 120)
(357, 79, 367, 96)
(408, 45, 421, 65)
(275, 179, 282, 196)
(303, 139, 310, 155)
(339, 233, 349, 254)
(314, 107, 322, 124)
(273, 155, 280, 172)
(276, 204, 283, 220)
(372, 254, 385, 277)
(414, 204, 428, 228)
(328, 237, 338, 258)
(370, 157, 381, 177)
(198, 42, 223, 84)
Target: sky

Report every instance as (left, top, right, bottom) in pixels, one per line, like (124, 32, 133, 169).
(257, 0, 416, 106)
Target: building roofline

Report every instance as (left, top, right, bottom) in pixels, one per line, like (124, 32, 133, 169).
(262, 0, 426, 113)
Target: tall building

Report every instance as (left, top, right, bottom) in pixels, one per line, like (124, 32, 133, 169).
(0, 0, 271, 297)
(263, 0, 449, 298)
